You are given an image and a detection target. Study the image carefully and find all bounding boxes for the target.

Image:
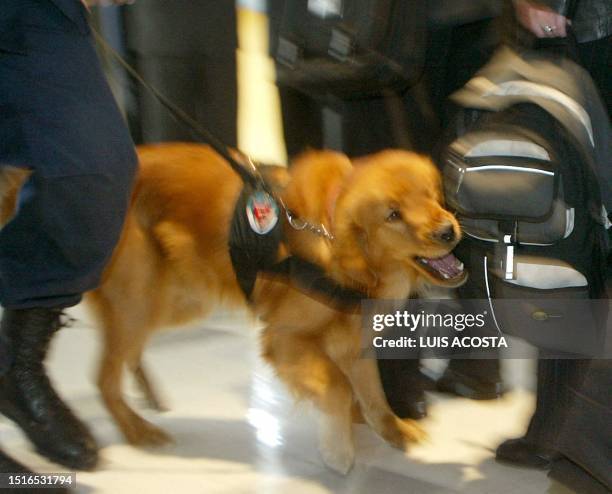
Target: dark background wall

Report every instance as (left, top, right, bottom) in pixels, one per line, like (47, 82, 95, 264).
(95, 1, 238, 147)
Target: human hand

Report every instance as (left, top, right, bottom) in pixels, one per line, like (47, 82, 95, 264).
(513, 0, 569, 38)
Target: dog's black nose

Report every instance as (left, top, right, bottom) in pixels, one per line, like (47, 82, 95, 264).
(434, 223, 456, 243)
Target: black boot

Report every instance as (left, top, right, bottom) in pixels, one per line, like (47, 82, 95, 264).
(0, 308, 98, 470)
(0, 445, 69, 493)
(495, 437, 558, 470)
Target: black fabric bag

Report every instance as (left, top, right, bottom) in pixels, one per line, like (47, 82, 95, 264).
(445, 105, 576, 247)
(269, 0, 426, 100)
(443, 103, 609, 356)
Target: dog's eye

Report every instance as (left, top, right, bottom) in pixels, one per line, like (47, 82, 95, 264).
(386, 209, 402, 222)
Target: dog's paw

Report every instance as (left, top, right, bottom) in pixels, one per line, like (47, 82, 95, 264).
(318, 418, 355, 475)
(381, 415, 426, 450)
(122, 417, 173, 447)
(319, 439, 355, 475)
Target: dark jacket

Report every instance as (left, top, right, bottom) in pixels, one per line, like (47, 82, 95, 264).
(46, 0, 89, 32)
(0, 0, 88, 53)
(538, 0, 612, 42)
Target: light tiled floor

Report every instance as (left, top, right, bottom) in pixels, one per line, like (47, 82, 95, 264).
(0, 304, 567, 494)
(0, 7, 579, 494)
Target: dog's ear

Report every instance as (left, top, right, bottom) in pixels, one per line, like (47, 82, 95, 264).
(332, 219, 378, 289)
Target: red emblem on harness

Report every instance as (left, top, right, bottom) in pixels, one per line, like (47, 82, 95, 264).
(246, 190, 280, 235)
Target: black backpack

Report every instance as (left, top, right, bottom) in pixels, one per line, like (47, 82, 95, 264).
(443, 102, 609, 356)
(268, 0, 426, 100)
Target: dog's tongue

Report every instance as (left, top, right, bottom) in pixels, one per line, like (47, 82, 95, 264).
(423, 253, 464, 279)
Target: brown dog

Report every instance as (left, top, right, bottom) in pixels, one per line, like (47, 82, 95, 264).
(1, 144, 466, 473)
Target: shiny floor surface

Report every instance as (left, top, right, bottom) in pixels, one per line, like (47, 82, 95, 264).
(0, 305, 572, 494)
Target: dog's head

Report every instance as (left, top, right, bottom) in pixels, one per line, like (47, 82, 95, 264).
(331, 150, 466, 292)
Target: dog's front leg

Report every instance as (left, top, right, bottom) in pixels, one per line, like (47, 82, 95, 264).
(316, 387, 355, 475)
(343, 357, 425, 450)
(261, 328, 356, 473)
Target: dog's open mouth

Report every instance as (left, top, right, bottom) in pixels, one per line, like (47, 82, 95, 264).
(414, 252, 467, 286)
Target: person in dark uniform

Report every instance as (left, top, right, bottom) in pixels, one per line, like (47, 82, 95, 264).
(494, 0, 612, 474)
(0, 0, 137, 477)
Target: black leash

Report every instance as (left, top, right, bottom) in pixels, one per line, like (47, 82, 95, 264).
(92, 27, 366, 307)
(92, 29, 264, 189)
(93, 28, 332, 237)
(92, 27, 337, 237)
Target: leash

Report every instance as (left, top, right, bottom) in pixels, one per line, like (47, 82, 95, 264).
(92, 29, 264, 190)
(93, 28, 336, 241)
(92, 27, 364, 305)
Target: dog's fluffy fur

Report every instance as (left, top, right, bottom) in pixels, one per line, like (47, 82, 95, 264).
(1, 144, 464, 473)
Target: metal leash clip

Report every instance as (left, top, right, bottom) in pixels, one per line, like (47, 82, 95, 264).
(285, 209, 335, 241)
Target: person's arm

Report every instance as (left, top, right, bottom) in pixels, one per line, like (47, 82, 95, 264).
(513, 0, 570, 38)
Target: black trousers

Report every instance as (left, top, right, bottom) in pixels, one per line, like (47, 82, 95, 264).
(552, 359, 612, 491)
(524, 357, 590, 447)
(0, 0, 137, 309)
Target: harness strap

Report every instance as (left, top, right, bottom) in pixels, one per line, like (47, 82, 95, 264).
(262, 256, 365, 313)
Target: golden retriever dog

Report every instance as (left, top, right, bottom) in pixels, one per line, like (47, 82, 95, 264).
(1, 144, 466, 473)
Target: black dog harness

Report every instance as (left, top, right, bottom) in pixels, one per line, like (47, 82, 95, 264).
(228, 178, 364, 312)
(229, 182, 283, 298)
